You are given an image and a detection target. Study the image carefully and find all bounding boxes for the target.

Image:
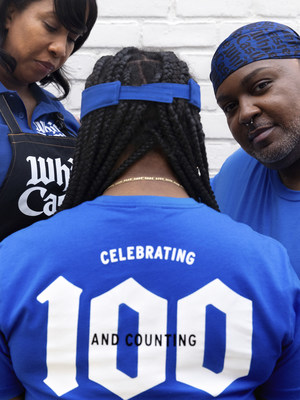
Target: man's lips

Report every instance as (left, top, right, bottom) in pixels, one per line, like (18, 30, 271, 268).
(248, 125, 275, 144)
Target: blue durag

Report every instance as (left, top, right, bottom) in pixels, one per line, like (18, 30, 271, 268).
(210, 21, 300, 93)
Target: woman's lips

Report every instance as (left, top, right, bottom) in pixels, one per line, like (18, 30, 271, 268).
(35, 61, 55, 74)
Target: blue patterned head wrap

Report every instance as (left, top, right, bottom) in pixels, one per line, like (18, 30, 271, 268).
(210, 21, 300, 94)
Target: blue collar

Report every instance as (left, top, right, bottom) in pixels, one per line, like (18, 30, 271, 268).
(80, 79, 201, 119)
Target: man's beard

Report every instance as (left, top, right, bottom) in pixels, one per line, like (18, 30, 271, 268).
(248, 118, 300, 165)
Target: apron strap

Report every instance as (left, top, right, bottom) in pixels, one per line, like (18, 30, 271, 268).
(0, 94, 22, 134)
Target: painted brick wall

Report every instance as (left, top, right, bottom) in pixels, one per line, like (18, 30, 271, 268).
(55, 0, 300, 175)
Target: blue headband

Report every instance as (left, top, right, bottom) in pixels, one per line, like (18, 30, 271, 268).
(210, 21, 300, 93)
(80, 79, 201, 119)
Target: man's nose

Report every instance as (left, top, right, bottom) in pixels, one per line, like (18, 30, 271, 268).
(238, 96, 261, 126)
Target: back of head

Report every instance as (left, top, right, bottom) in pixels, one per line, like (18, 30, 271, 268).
(210, 21, 300, 94)
(62, 47, 219, 211)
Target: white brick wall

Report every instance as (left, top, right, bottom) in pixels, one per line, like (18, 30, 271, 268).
(55, 0, 300, 175)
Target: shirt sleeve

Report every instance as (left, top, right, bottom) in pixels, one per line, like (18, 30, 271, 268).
(255, 278, 300, 399)
(0, 332, 24, 400)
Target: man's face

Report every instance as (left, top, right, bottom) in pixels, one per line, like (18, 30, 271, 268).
(216, 59, 300, 169)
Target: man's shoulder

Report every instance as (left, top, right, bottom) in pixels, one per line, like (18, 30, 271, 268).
(220, 148, 259, 172)
(212, 149, 266, 189)
(211, 149, 271, 218)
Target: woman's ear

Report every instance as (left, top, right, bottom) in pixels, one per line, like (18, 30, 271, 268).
(5, 5, 17, 30)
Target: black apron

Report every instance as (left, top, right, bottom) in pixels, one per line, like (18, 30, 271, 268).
(0, 94, 76, 240)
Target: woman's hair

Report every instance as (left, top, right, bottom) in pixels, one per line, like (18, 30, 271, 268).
(0, 0, 98, 98)
(62, 47, 219, 211)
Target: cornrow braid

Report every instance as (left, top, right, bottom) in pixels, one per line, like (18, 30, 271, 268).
(61, 47, 219, 211)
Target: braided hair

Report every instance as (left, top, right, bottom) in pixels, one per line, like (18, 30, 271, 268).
(61, 47, 219, 211)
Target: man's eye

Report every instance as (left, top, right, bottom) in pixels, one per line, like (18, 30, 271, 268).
(223, 102, 237, 114)
(253, 81, 271, 93)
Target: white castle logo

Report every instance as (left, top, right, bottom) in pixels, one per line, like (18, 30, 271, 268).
(18, 156, 73, 217)
(33, 121, 66, 136)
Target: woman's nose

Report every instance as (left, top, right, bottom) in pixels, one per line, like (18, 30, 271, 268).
(48, 35, 68, 58)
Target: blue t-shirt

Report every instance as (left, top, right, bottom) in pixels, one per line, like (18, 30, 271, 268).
(0, 81, 79, 186)
(0, 195, 300, 399)
(211, 148, 300, 277)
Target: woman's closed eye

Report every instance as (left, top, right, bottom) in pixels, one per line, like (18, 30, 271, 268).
(44, 21, 58, 32)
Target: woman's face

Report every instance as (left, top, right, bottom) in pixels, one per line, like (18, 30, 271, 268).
(2, 0, 82, 86)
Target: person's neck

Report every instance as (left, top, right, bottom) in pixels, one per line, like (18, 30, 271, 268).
(0, 66, 29, 93)
(0, 67, 37, 127)
(103, 152, 189, 198)
(278, 159, 300, 190)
